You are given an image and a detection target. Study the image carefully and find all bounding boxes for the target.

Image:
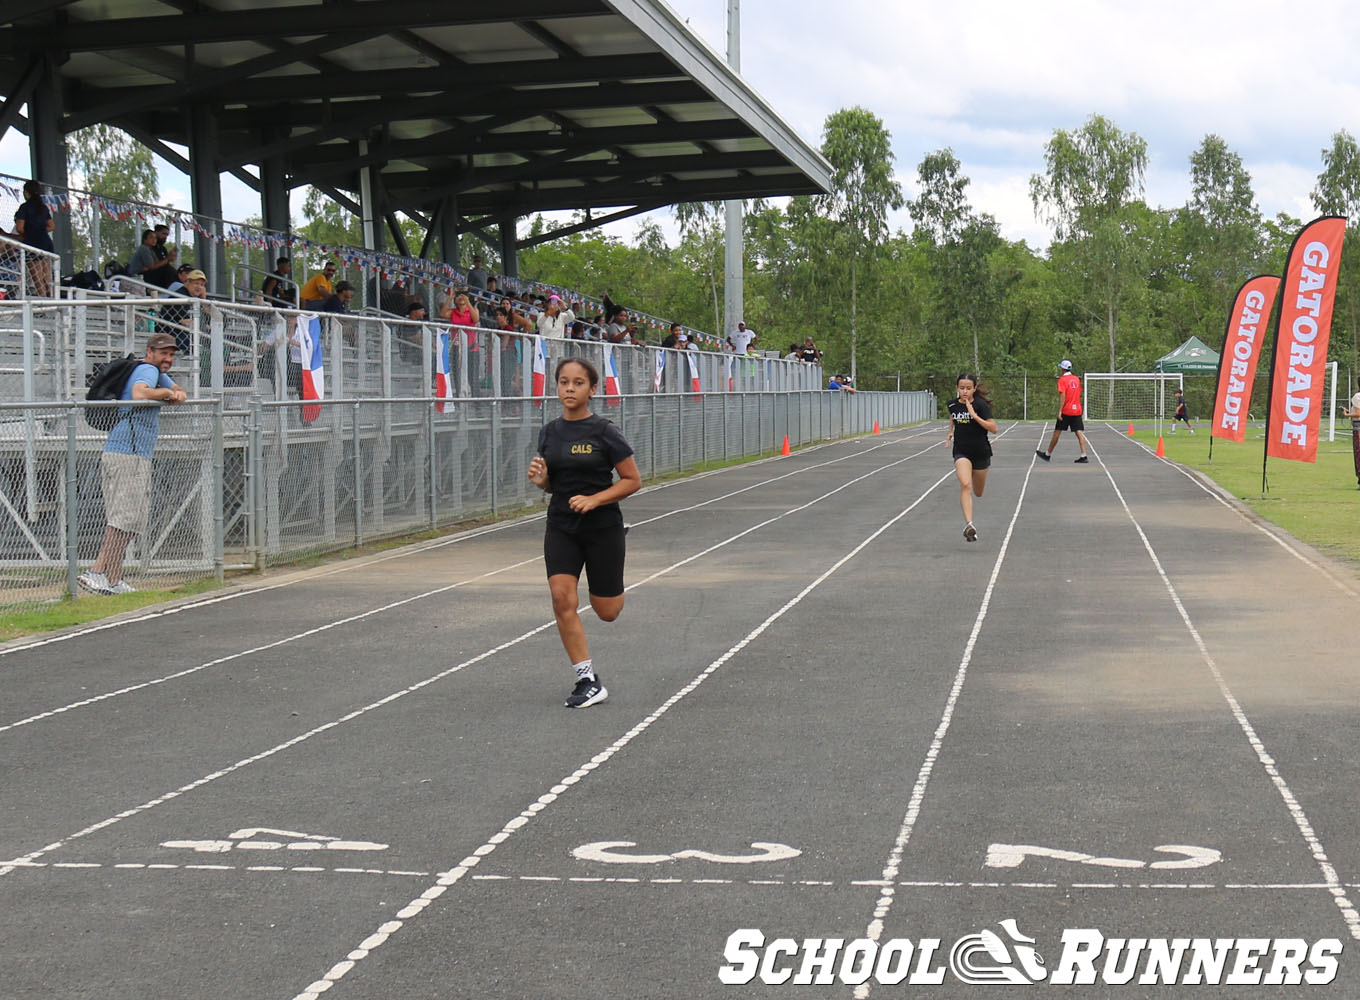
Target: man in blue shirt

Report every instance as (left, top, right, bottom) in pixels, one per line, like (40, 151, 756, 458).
(79, 332, 187, 595)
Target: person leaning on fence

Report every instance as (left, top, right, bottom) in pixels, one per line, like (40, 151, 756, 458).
(80, 332, 187, 596)
(1036, 359, 1089, 463)
(12, 180, 55, 297)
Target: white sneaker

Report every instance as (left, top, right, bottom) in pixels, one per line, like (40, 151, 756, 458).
(78, 571, 113, 595)
(109, 580, 137, 594)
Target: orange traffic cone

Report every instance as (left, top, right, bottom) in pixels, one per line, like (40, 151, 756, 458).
(781, 435, 791, 456)
(1127, 422, 1135, 435)
(873, 420, 881, 434)
(1155, 436, 1165, 457)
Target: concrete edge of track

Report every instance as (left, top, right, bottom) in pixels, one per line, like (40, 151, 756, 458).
(1, 423, 935, 652)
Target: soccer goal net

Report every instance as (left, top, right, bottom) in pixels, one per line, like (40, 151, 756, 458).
(1083, 372, 1183, 424)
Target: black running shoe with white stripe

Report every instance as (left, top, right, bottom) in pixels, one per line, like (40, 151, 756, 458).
(565, 674, 608, 708)
(964, 522, 978, 543)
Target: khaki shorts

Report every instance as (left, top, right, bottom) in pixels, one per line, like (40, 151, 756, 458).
(101, 451, 152, 535)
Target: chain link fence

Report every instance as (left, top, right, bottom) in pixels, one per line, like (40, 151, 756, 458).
(1, 389, 934, 610)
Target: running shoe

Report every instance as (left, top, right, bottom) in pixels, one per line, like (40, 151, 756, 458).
(109, 580, 137, 594)
(565, 674, 608, 708)
(77, 571, 113, 595)
(1035, 450, 1050, 462)
(1074, 455, 1089, 464)
(963, 522, 978, 543)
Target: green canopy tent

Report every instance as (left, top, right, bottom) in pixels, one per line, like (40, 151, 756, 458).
(1155, 336, 1221, 373)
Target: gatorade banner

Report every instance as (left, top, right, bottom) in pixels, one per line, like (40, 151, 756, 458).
(602, 342, 621, 407)
(1210, 274, 1280, 443)
(434, 330, 454, 414)
(296, 315, 324, 423)
(531, 336, 547, 407)
(686, 350, 701, 395)
(652, 349, 666, 392)
(1266, 216, 1347, 462)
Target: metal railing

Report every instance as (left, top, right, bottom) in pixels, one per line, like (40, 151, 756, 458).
(0, 388, 935, 610)
(0, 233, 61, 301)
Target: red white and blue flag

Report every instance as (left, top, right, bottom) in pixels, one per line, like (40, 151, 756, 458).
(652, 349, 666, 392)
(297, 315, 324, 423)
(603, 343, 622, 406)
(531, 335, 548, 407)
(686, 350, 701, 395)
(434, 330, 454, 413)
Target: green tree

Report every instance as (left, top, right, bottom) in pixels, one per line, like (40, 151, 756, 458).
(672, 201, 727, 335)
(820, 106, 905, 379)
(1182, 134, 1264, 336)
(1312, 130, 1360, 380)
(65, 124, 159, 271)
(1031, 115, 1149, 381)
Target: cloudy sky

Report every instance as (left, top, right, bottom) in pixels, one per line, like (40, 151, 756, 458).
(2, 0, 1354, 250)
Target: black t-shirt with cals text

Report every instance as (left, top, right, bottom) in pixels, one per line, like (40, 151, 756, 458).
(948, 396, 993, 455)
(537, 414, 634, 529)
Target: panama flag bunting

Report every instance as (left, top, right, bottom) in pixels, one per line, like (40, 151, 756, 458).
(686, 350, 701, 395)
(1264, 216, 1347, 468)
(531, 335, 548, 407)
(434, 330, 455, 413)
(725, 353, 735, 392)
(602, 342, 622, 406)
(652, 349, 666, 392)
(1210, 274, 1280, 445)
(296, 315, 324, 423)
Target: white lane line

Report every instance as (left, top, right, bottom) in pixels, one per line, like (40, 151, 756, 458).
(1100, 422, 1359, 600)
(1, 428, 951, 735)
(854, 437, 1041, 1000)
(287, 467, 958, 1000)
(1090, 439, 1360, 942)
(25, 857, 1327, 894)
(0, 442, 948, 879)
(0, 424, 937, 660)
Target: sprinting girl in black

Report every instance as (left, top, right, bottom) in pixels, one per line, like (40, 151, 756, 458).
(528, 358, 642, 707)
(945, 373, 998, 543)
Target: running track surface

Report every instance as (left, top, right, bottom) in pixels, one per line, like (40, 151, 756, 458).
(4, 421, 1360, 998)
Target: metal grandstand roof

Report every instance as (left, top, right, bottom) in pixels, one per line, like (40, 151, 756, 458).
(0, 0, 832, 242)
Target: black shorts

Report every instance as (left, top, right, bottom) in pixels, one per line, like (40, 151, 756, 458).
(1056, 414, 1085, 432)
(952, 449, 991, 471)
(544, 520, 627, 597)
(1174, 411, 1191, 423)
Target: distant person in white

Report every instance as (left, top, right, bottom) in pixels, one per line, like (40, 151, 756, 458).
(727, 321, 757, 355)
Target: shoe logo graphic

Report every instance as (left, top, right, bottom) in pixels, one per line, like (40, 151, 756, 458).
(949, 919, 1047, 984)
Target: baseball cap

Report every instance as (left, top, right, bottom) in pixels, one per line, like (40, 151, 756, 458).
(184, 269, 206, 281)
(146, 332, 177, 351)
(1059, 359, 1072, 370)
(677, 333, 688, 341)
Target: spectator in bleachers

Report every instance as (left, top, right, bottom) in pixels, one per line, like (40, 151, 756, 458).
(12, 180, 55, 297)
(785, 342, 802, 361)
(495, 295, 534, 334)
(489, 303, 526, 395)
(158, 266, 205, 353)
(536, 294, 575, 338)
(380, 278, 413, 316)
(258, 315, 303, 395)
(727, 320, 758, 354)
(798, 336, 824, 364)
(485, 276, 499, 297)
(397, 299, 428, 363)
(447, 291, 480, 330)
(661, 322, 682, 348)
(319, 280, 354, 314)
(299, 261, 336, 307)
(467, 254, 488, 291)
(166, 262, 192, 295)
(127, 228, 177, 288)
(260, 257, 295, 306)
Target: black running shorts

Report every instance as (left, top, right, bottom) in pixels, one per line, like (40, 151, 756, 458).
(953, 449, 991, 471)
(1056, 414, 1085, 432)
(544, 520, 627, 597)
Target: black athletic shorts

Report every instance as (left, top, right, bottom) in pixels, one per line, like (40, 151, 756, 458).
(544, 520, 627, 597)
(1056, 414, 1085, 432)
(953, 449, 991, 471)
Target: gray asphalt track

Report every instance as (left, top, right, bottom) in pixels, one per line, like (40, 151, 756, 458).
(4, 419, 1360, 998)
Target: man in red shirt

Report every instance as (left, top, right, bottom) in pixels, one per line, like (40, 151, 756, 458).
(1036, 359, 1089, 463)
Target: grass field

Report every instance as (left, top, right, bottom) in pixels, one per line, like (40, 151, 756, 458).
(1134, 423, 1360, 572)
